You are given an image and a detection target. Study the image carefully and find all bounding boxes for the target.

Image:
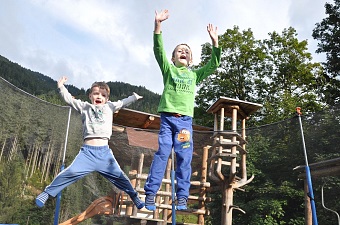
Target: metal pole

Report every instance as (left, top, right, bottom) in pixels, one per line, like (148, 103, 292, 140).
(321, 183, 340, 225)
(296, 107, 318, 225)
(171, 148, 176, 224)
(54, 107, 72, 225)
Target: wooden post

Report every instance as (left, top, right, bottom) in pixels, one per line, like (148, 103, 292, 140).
(216, 107, 225, 181)
(223, 106, 239, 225)
(132, 153, 144, 216)
(304, 178, 312, 225)
(127, 155, 139, 216)
(241, 119, 247, 180)
(198, 146, 210, 225)
(164, 158, 171, 224)
(223, 180, 234, 225)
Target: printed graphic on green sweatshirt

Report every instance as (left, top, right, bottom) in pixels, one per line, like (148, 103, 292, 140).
(168, 73, 194, 94)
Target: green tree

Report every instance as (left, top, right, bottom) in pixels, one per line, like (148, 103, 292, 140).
(195, 26, 324, 127)
(261, 27, 324, 124)
(312, 0, 340, 105)
(195, 26, 266, 126)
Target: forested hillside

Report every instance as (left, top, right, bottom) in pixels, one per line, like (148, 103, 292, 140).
(0, 55, 57, 95)
(0, 55, 161, 114)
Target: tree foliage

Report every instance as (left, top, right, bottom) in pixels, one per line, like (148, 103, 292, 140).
(312, 0, 340, 104)
(195, 26, 324, 126)
(195, 26, 265, 126)
(261, 27, 325, 123)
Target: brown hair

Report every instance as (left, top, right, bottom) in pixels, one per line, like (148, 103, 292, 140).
(90, 82, 110, 96)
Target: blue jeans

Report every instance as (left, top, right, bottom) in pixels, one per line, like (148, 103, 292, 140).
(44, 144, 137, 198)
(144, 113, 193, 199)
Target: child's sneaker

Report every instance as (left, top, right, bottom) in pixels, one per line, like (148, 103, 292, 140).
(145, 194, 156, 211)
(35, 191, 49, 208)
(131, 194, 145, 209)
(176, 197, 187, 210)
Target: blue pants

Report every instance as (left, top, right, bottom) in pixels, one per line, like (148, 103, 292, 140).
(44, 145, 137, 198)
(144, 113, 193, 199)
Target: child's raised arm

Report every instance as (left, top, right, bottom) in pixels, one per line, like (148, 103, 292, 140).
(207, 24, 219, 48)
(154, 9, 170, 34)
(58, 76, 68, 88)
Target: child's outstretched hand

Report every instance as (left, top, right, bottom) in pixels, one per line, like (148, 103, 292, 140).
(155, 9, 169, 23)
(133, 92, 143, 100)
(207, 24, 218, 47)
(58, 76, 67, 88)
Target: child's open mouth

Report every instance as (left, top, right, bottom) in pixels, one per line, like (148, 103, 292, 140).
(180, 55, 187, 59)
(95, 100, 102, 104)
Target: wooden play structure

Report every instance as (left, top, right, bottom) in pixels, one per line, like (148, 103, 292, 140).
(205, 97, 262, 225)
(58, 97, 262, 225)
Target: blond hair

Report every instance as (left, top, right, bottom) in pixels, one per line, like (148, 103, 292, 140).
(172, 43, 192, 59)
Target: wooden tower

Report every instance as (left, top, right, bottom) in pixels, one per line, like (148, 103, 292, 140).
(206, 97, 262, 225)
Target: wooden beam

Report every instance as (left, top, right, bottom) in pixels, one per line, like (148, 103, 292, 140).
(142, 115, 155, 129)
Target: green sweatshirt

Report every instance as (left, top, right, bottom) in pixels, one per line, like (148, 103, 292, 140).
(154, 33, 221, 117)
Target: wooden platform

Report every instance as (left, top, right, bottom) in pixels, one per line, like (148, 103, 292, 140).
(206, 96, 263, 119)
(295, 157, 340, 178)
(113, 108, 212, 131)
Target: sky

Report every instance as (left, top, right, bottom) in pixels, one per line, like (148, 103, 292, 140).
(0, 0, 328, 94)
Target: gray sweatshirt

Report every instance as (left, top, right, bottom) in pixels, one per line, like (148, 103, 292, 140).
(59, 85, 137, 140)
